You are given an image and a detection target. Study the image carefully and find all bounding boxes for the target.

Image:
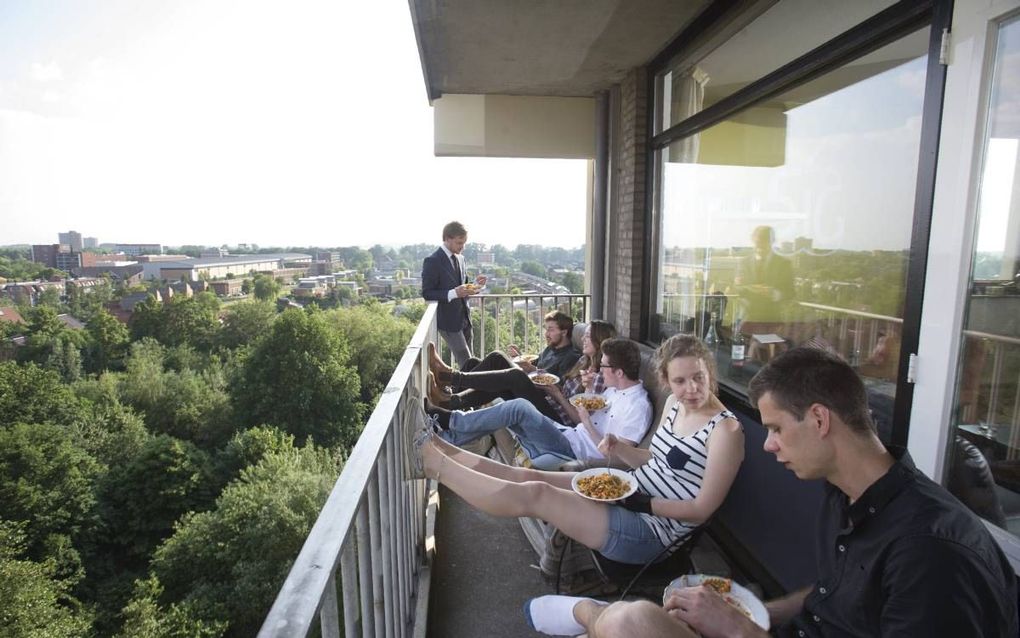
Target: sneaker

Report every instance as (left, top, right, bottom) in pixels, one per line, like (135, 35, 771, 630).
(404, 402, 436, 480)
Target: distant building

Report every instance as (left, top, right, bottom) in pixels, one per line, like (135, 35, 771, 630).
(71, 264, 144, 287)
(80, 252, 131, 267)
(155, 253, 312, 282)
(58, 231, 83, 252)
(477, 251, 495, 265)
(105, 243, 163, 256)
(209, 280, 244, 297)
(30, 244, 62, 267)
(83, 236, 99, 249)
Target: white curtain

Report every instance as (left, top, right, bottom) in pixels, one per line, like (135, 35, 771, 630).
(668, 66, 709, 163)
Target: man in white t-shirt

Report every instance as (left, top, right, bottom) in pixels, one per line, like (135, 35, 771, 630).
(426, 338, 652, 469)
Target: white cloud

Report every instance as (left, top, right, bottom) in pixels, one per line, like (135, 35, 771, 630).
(30, 61, 63, 83)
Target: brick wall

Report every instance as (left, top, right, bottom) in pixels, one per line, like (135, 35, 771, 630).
(610, 67, 648, 340)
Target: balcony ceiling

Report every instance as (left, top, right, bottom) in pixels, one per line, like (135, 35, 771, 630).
(410, 0, 712, 100)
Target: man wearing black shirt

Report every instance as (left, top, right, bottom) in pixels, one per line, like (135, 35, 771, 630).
(665, 347, 1017, 637)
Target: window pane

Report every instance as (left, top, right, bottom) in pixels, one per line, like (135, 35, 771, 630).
(949, 14, 1020, 534)
(654, 0, 898, 134)
(652, 28, 930, 440)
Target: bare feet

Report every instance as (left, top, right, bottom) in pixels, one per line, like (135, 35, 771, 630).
(427, 342, 455, 383)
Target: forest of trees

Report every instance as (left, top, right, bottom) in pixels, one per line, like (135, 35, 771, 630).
(0, 287, 418, 636)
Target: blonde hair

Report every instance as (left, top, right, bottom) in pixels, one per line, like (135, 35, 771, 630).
(654, 334, 717, 394)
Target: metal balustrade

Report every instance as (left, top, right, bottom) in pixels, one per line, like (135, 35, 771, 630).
(259, 293, 590, 637)
(467, 293, 590, 355)
(960, 330, 1020, 459)
(259, 305, 439, 638)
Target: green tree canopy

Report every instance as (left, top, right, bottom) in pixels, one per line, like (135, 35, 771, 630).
(232, 309, 362, 448)
(0, 422, 100, 577)
(251, 274, 281, 302)
(85, 309, 130, 373)
(324, 305, 415, 405)
(139, 444, 341, 637)
(217, 301, 276, 351)
(0, 520, 92, 638)
(97, 434, 215, 560)
(0, 361, 84, 430)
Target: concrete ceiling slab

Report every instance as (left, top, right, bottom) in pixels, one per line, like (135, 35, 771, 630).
(411, 0, 711, 99)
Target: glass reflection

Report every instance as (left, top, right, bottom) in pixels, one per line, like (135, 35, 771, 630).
(950, 14, 1020, 534)
(653, 29, 930, 439)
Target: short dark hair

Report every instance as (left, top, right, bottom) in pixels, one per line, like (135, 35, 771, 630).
(442, 221, 467, 240)
(543, 310, 573, 334)
(654, 334, 717, 394)
(748, 347, 875, 434)
(600, 338, 641, 381)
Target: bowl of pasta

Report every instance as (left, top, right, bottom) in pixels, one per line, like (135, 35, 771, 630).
(663, 575, 769, 630)
(569, 393, 611, 412)
(528, 371, 560, 386)
(571, 468, 637, 502)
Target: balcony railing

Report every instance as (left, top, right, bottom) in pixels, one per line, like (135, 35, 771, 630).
(959, 330, 1020, 459)
(259, 292, 590, 637)
(468, 293, 590, 355)
(258, 304, 438, 638)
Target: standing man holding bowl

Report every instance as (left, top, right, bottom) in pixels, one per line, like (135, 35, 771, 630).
(421, 221, 486, 368)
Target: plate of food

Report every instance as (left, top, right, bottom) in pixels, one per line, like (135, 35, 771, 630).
(528, 371, 560, 386)
(463, 283, 484, 294)
(571, 468, 637, 502)
(569, 393, 611, 412)
(663, 575, 769, 630)
(512, 353, 539, 365)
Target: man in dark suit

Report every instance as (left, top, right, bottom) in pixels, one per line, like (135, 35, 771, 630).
(734, 225, 794, 324)
(421, 221, 486, 367)
(734, 225, 795, 360)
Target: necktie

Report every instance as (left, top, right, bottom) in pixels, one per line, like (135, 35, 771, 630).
(451, 254, 462, 283)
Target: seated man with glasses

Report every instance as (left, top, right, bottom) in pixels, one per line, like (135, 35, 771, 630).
(424, 338, 652, 470)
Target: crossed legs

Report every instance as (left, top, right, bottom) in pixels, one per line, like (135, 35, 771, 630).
(422, 435, 610, 550)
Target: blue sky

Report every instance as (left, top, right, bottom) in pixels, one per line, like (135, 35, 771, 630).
(0, 1, 588, 249)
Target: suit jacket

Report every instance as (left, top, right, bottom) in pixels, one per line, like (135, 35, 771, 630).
(421, 248, 470, 332)
(735, 252, 794, 322)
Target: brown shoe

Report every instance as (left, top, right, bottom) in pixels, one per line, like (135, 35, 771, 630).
(427, 372, 452, 408)
(427, 342, 455, 384)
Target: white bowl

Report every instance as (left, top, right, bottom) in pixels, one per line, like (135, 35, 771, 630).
(528, 371, 560, 386)
(663, 574, 769, 630)
(569, 393, 611, 412)
(571, 467, 637, 502)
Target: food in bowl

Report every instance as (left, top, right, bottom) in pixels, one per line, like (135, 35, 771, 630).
(663, 574, 768, 628)
(576, 472, 631, 500)
(530, 373, 558, 386)
(570, 394, 608, 411)
(513, 353, 539, 364)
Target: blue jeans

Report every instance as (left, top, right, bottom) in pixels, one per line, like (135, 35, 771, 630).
(442, 398, 576, 469)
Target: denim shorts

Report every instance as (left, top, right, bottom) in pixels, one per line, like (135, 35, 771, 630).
(598, 504, 670, 564)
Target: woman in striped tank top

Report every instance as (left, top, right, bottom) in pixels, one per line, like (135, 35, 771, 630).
(412, 334, 744, 566)
(599, 334, 744, 559)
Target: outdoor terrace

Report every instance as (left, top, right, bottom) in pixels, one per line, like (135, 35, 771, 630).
(259, 293, 1020, 637)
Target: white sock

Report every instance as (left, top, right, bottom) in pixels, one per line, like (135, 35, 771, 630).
(524, 595, 606, 636)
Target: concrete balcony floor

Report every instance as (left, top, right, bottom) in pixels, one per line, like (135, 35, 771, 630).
(427, 485, 548, 637)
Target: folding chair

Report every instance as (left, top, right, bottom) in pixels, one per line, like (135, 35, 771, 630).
(554, 525, 704, 601)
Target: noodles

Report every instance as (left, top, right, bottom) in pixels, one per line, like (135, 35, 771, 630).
(703, 577, 732, 594)
(576, 472, 630, 500)
(531, 373, 558, 386)
(570, 395, 607, 411)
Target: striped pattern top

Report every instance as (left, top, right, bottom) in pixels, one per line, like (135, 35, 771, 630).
(631, 401, 735, 548)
